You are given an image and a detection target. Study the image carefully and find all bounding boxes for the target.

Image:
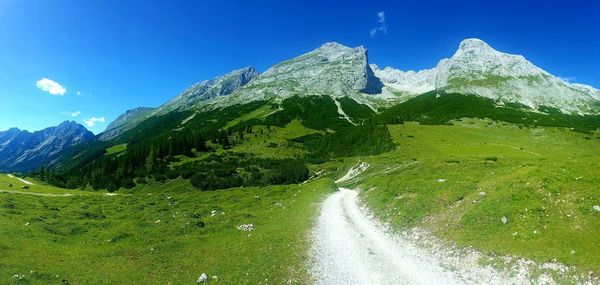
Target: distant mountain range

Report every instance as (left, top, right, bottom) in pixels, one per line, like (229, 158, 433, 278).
(106, 38, 600, 136)
(2, 38, 600, 173)
(0, 121, 93, 172)
(372, 38, 600, 113)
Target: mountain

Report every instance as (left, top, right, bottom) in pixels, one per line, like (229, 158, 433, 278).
(99, 107, 154, 141)
(100, 39, 600, 143)
(0, 128, 22, 148)
(44, 38, 600, 195)
(0, 121, 94, 172)
(98, 67, 259, 140)
(154, 66, 259, 115)
(373, 38, 600, 114)
(212, 42, 383, 107)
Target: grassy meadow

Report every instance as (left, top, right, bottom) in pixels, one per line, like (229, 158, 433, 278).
(338, 119, 600, 277)
(0, 173, 335, 284)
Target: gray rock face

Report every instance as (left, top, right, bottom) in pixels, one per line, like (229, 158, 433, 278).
(373, 38, 600, 114)
(98, 67, 258, 142)
(155, 66, 259, 115)
(99, 107, 154, 141)
(218, 42, 382, 106)
(0, 121, 94, 172)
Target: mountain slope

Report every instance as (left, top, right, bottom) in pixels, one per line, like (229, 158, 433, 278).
(0, 121, 94, 172)
(154, 66, 259, 115)
(99, 107, 154, 141)
(98, 67, 259, 141)
(373, 38, 600, 114)
(213, 42, 383, 107)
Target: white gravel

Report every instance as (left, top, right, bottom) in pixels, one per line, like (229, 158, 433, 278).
(7, 174, 34, 185)
(311, 188, 468, 285)
(335, 162, 369, 184)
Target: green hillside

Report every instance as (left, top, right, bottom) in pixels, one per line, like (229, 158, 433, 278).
(338, 120, 600, 277)
(0, 175, 335, 284)
(14, 91, 600, 282)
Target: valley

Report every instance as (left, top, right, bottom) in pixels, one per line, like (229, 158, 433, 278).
(0, 172, 335, 284)
(2, 117, 599, 284)
(1, 38, 600, 284)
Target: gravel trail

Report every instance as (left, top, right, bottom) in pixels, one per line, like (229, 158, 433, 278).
(7, 174, 34, 185)
(311, 188, 468, 285)
(0, 189, 73, 197)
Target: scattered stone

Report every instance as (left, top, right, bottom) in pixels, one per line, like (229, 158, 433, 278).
(24, 222, 29, 226)
(197, 273, 208, 283)
(211, 210, 217, 217)
(12, 274, 25, 280)
(237, 224, 255, 231)
(437, 179, 446, 183)
(478, 192, 486, 196)
(593, 205, 600, 212)
(155, 220, 161, 224)
(512, 232, 518, 236)
(501, 216, 508, 224)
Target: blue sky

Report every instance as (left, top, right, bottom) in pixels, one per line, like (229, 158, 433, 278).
(1, 0, 599, 133)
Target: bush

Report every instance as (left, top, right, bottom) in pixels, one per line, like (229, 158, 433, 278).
(184, 154, 309, 190)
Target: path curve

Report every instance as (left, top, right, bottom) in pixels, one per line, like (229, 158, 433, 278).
(0, 189, 73, 197)
(311, 188, 468, 285)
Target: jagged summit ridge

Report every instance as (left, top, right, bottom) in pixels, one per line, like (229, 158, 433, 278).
(99, 107, 155, 141)
(456, 38, 494, 53)
(0, 121, 94, 172)
(104, 38, 600, 138)
(215, 42, 382, 106)
(374, 38, 600, 114)
(100, 67, 259, 139)
(155, 66, 259, 115)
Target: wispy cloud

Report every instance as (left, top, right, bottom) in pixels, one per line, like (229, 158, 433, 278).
(36, 78, 66, 96)
(83, 116, 105, 127)
(76, 90, 82, 96)
(559, 76, 576, 82)
(62, 111, 81, 117)
(370, 11, 388, 38)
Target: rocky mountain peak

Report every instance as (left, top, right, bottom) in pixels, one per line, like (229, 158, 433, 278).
(57, 120, 80, 129)
(373, 38, 600, 114)
(215, 42, 382, 106)
(456, 38, 494, 54)
(0, 121, 94, 172)
(153, 66, 259, 115)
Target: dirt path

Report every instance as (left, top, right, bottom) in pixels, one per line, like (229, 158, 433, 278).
(0, 189, 73, 197)
(310, 188, 468, 285)
(7, 174, 34, 185)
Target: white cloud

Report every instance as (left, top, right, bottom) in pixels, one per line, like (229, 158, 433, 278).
(370, 11, 388, 38)
(559, 76, 576, 82)
(370, 28, 378, 37)
(62, 111, 81, 117)
(76, 90, 82, 96)
(83, 116, 105, 127)
(36, 78, 66, 96)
